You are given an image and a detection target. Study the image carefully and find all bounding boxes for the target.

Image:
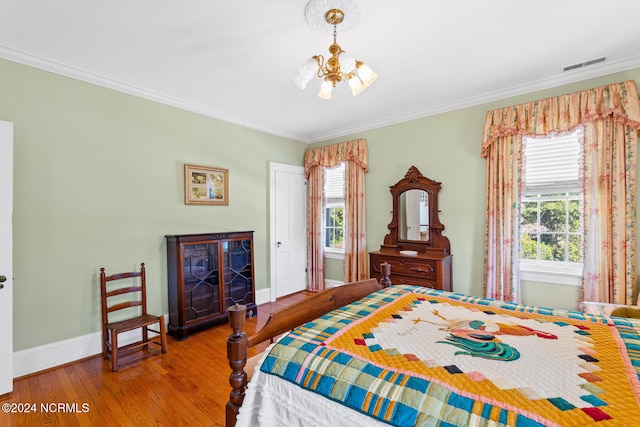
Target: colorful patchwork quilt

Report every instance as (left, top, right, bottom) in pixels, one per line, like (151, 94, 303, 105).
(260, 285, 640, 426)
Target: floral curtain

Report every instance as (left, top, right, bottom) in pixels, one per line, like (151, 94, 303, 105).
(483, 133, 523, 302)
(344, 159, 368, 282)
(481, 80, 640, 304)
(582, 117, 638, 304)
(304, 139, 368, 292)
(305, 165, 325, 292)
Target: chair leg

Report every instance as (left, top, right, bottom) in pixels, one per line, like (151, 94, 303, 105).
(110, 330, 119, 372)
(102, 328, 108, 359)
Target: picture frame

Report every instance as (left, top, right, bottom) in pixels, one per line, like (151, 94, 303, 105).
(184, 164, 229, 205)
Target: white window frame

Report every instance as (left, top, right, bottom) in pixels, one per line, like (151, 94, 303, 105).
(324, 201, 345, 259)
(520, 193, 583, 286)
(324, 163, 345, 260)
(519, 130, 584, 286)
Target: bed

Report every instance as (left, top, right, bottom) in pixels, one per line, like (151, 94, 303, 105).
(226, 281, 640, 426)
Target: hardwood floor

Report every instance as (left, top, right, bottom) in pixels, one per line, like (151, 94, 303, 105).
(0, 291, 311, 427)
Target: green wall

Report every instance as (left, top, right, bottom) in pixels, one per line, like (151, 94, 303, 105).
(316, 68, 640, 312)
(3, 55, 639, 354)
(0, 58, 307, 351)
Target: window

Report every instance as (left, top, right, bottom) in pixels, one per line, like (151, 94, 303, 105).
(519, 129, 583, 285)
(324, 163, 345, 258)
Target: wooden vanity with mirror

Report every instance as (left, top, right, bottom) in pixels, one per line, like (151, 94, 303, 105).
(369, 166, 452, 291)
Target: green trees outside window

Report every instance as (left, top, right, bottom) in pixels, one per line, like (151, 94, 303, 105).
(325, 206, 344, 249)
(520, 194, 582, 264)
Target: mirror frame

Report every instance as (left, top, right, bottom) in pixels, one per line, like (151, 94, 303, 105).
(381, 166, 450, 255)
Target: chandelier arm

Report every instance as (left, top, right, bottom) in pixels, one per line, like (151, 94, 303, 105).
(313, 55, 326, 78)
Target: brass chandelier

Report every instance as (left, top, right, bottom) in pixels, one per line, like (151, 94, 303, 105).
(294, 5, 377, 100)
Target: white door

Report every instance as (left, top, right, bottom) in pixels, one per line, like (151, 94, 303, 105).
(0, 121, 13, 395)
(270, 163, 307, 300)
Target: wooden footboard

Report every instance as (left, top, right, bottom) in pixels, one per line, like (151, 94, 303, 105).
(226, 278, 383, 427)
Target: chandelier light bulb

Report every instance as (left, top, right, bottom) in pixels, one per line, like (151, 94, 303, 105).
(348, 74, 365, 96)
(294, 58, 319, 89)
(318, 80, 333, 99)
(338, 52, 356, 74)
(356, 61, 377, 87)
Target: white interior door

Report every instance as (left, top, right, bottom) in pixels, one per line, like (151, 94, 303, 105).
(270, 163, 307, 300)
(0, 120, 13, 395)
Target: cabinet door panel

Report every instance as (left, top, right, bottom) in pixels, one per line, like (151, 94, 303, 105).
(183, 242, 221, 322)
(223, 239, 254, 308)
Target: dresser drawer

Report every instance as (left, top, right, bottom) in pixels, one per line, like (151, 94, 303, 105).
(370, 255, 437, 280)
(388, 275, 435, 288)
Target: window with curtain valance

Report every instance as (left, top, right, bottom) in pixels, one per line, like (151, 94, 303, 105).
(481, 80, 640, 305)
(304, 139, 368, 292)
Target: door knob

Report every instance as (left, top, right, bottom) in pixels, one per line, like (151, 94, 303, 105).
(276, 241, 282, 247)
(0, 275, 6, 282)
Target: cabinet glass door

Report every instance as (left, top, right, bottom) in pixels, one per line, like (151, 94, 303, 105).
(183, 243, 220, 322)
(223, 239, 253, 308)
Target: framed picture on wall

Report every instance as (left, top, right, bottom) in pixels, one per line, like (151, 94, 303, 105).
(184, 164, 229, 205)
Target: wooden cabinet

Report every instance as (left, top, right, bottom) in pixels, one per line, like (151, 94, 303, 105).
(165, 231, 256, 340)
(369, 250, 451, 291)
(370, 166, 452, 291)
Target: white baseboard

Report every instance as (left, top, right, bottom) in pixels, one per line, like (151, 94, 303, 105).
(13, 314, 169, 378)
(15, 289, 277, 378)
(13, 332, 102, 378)
(325, 279, 344, 288)
(255, 287, 271, 305)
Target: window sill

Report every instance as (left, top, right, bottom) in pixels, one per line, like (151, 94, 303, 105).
(324, 249, 344, 260)
(520, 265, 582, 286)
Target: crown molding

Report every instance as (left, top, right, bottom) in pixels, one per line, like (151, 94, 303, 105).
(2, 45, 639, 145)
(0, 45, 306, 142)
(305, 55, 640, 143)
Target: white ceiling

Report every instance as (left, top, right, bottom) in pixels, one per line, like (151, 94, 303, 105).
(1, 0, 640, 143)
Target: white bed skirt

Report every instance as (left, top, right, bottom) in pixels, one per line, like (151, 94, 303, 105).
(236, 347, 388, 427)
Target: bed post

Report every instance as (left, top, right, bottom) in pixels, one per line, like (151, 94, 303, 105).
(380, 262, 392, 288)
(226, 304, 247, 427)
(225, 279, 384, 426)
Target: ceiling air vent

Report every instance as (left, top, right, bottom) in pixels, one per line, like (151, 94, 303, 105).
(563, 57, 606, 72)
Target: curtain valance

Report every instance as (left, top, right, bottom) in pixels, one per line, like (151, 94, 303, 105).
(481, 80, 640, 158)
(304, 138, 368, 177)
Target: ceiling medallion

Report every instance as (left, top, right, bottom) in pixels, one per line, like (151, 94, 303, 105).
(305, 0, 361, 33)
(294, 0, 376, 100)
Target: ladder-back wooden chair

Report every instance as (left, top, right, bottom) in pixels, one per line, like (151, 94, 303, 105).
(100, 263, 168, 371)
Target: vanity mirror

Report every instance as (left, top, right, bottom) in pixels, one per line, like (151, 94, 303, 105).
(370, 166, 452, 291)
(383, 165, 450, 253)
(399, 189, 430, 242)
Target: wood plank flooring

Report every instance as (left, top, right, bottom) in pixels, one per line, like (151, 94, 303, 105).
(0, 291, 311, 427)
